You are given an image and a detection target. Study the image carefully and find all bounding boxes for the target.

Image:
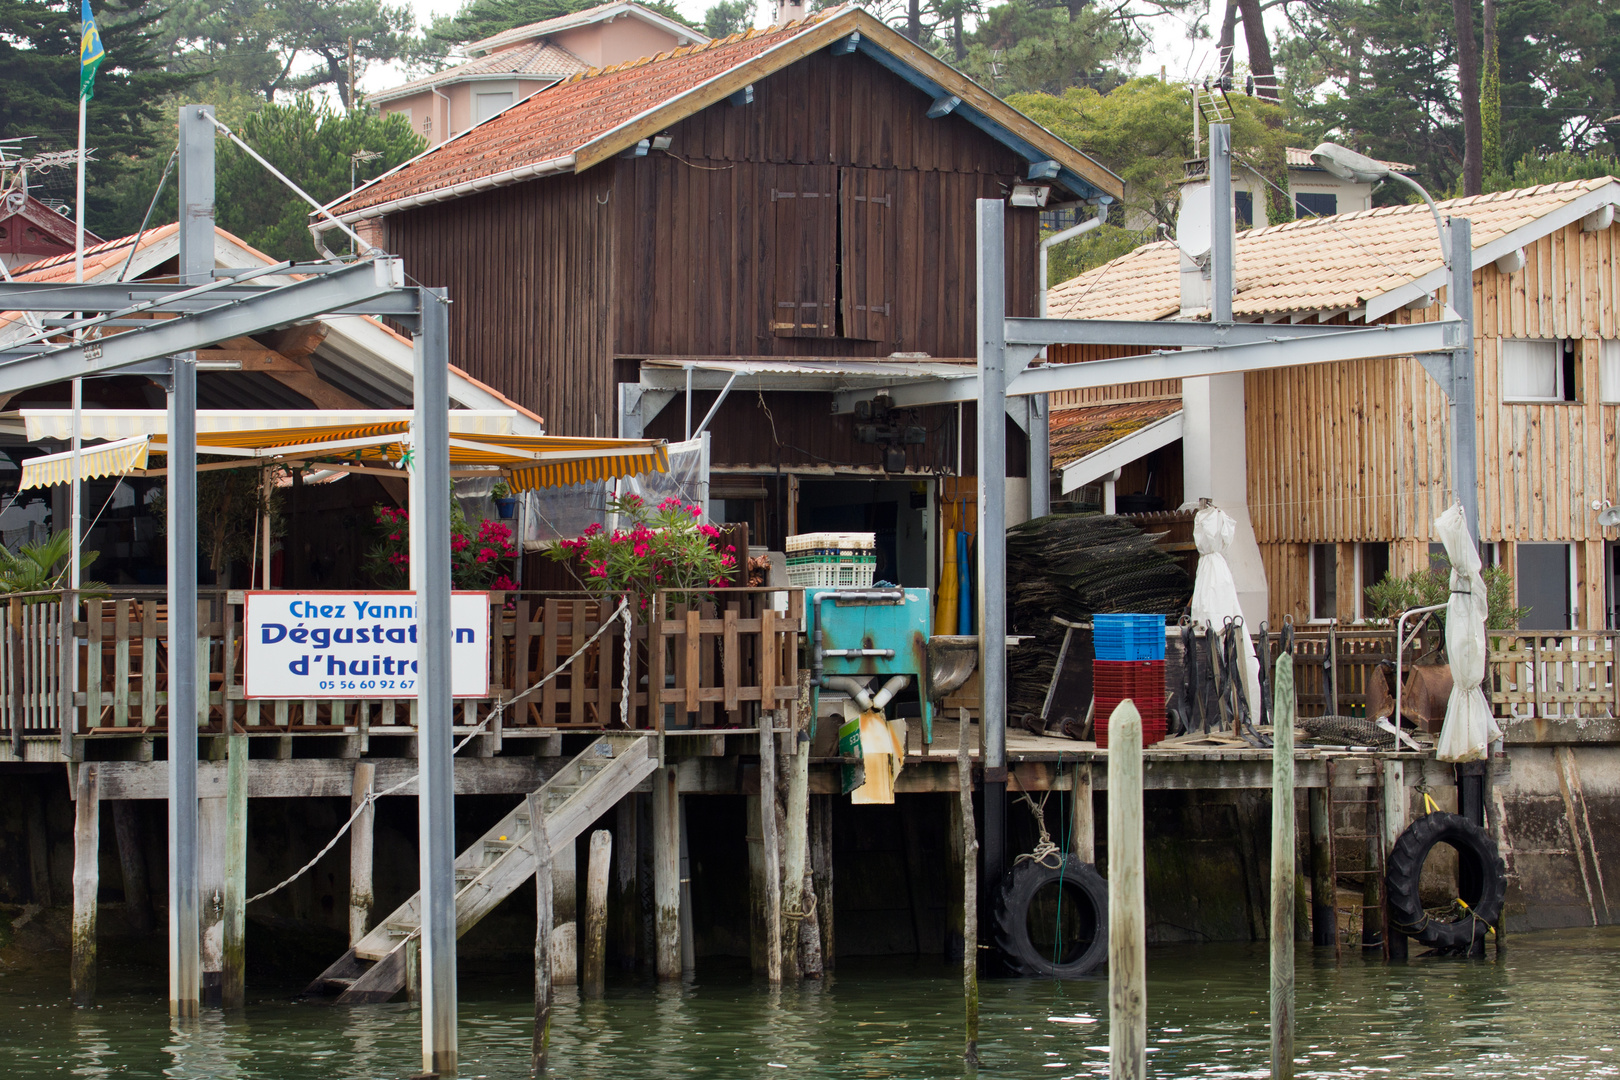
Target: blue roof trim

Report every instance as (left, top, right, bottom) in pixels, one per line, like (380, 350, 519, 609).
(851, 37, 1107, 202)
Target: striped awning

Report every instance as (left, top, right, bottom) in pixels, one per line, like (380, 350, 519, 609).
(15, 409, 520, 440)
(505, 440, 670, 492)
(18, 436, 150, 490)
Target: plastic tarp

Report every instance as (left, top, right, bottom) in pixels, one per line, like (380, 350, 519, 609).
(521, 435, 708, 548)
(1434, 503, 1502, 762)
(1190, 504, 1262, 718)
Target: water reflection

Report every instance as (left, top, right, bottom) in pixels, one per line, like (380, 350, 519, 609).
(4, 929, 1620, 1078)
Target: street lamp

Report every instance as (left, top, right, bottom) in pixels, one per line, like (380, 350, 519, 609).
(1310, 142, 1448, 268)
(1310, 142, 1479, 551)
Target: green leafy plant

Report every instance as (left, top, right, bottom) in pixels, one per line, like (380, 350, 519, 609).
(490, 479, 512, 500)
(1362, 555, 1528, 632)
(0, 530, 106, 601)
(363, 499, 519, 591)
(150, 464, 282, 587)
(547, 493, 736, 615)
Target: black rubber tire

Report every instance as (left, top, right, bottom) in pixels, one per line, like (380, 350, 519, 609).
(992, 858, 1109, 977)
(1385, 811, 1505, 951)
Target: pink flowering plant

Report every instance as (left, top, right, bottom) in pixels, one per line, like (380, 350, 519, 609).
(548, 493, 736, 613)
(364, 498, 519, 590)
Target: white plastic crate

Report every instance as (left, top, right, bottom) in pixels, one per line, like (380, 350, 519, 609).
(785, 531, 876, 588)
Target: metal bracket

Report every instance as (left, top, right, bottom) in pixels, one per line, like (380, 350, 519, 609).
(1414, 352, 1455, 400)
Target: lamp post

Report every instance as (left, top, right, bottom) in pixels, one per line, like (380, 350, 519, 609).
(1310, 143, 1477, 549)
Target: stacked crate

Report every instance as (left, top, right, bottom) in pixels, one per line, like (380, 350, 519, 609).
(1092, 614, 1167, 748)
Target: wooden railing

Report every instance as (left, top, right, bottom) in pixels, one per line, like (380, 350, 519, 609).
(1, 586, 804, 743)
(1486, 631, 1618, 720)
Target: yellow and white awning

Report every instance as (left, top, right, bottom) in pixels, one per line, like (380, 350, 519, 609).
(14, 422, 667, 492)
(19, 436, 150, 490)
(15, 408, 519, 441)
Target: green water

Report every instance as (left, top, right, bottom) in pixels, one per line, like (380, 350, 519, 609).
(5, 929, 1619, 1078)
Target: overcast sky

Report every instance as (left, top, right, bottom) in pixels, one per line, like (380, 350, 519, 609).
(384, 1, 1219, 93)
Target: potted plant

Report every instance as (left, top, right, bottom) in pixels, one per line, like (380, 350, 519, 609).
(491, 479, 518, 520)
(548, 493, 737, 618)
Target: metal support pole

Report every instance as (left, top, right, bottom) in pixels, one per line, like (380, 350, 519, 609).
(975, 199, 1008, 892)
(412, 286, 457, 1077)
(1028, 394, 1049, 519)
(1210, 125, 1235, 324)
(167, 102, 210, 1021)
(1448, 217, 1479, 548)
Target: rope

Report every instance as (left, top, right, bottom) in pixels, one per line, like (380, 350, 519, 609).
(247, 598, 630, 904)
(1014, 789, 1064, 869)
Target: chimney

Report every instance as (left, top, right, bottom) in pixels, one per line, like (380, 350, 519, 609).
(774, 0, 808, 23)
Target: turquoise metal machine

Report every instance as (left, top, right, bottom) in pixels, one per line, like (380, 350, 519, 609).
(810, 587, 934, 742)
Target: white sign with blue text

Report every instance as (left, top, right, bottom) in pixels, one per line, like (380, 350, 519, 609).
(244, 592, 491, 699)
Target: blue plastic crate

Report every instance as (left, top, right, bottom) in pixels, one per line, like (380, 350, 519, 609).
(1092, 613, 1166, 661)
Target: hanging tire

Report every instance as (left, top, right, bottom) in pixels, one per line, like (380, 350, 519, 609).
(1385, 811, 1505, 951)
(992, 858, 1109, 977)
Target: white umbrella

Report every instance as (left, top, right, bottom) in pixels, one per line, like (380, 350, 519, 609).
(1433, 503, 1502, 762)
(1190, 504, 1262, 721)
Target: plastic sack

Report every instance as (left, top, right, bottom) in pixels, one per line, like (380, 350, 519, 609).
(1433, 503, 1502, 762)
(1189, 505, 1262, 718)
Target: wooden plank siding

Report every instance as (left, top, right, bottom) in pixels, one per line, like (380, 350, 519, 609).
(1046, 343, 1180, 410)
(1248, 218, 1620, 628)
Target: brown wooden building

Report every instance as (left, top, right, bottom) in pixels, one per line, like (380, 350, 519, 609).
(328, 6, 1121, 566)
(1047, 178, 1620, 633)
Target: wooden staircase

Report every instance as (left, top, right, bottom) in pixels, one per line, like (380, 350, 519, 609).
(306, 732, 658, 1003)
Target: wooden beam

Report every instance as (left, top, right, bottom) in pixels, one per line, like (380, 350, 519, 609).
(551, 836, 578, 987)
(111, 801, 153, 934)
(652, 766, 680, 980)
(582, 829, 611, 997)
(262, 322, 328, 360)
(81, 757, 564, 801)
(70, 764, 100, 1008)
(349, 762, 376, 947)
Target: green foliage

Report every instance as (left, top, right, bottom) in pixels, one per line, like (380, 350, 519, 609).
(416, 0, 696, 68)
(1043, 219, 1154, 285)
(1487, 150, 1620, 193)
(0, 0, 196, 239)
(0, 530, 104, 600)
(1013, 77, 1300, 241)
(213, 95, 424, 260)
(1362, 555, 1527, 632)
(364, 501, 519, 591)
(547, 493, 736, 614)
(956, 0, 1139, 97)
(155, 0, 415, 106)
(703, 0, 756, 38)
(150, 465, 282, 586)
(1284, 0, 1620, 199)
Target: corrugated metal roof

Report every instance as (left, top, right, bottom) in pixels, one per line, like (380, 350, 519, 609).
(1047, 177, 1620, 322)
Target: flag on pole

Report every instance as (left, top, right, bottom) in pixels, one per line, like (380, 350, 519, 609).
(79, 0, 105, 101)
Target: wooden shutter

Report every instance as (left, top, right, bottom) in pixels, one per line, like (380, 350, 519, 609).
(771, 165, 836, 337)
(839, 167, 894, 342)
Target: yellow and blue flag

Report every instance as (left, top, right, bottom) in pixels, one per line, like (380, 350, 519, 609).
(79, 0, 106, 101)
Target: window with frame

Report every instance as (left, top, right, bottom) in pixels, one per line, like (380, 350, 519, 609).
(1501, 338, 1579, 402)
(1235, 190, 1254, 230)
(1311, 543, 1337, 621)
(1294, 191, 1337, 218)
(771, 165, 894, 342)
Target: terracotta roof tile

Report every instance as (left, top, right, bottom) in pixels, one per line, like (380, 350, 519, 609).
(1049, 398, 1181, 471)
(1048, 177, 1620, 322)
(1284, 146, 1411, 172)
(335, 14, 829, 216)
(372, 41, 587, 100)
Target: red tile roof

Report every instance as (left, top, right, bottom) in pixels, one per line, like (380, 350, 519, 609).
(335, 15, 825, 217)
(1049, 399, 1182, 471)
(329, 5, 1122, 220)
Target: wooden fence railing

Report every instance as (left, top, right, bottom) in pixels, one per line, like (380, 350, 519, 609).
(1486, 632, 1619, 720)
(2, 586, 804, 742)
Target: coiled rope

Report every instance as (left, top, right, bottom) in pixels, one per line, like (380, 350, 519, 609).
(247, 598, 631, 904)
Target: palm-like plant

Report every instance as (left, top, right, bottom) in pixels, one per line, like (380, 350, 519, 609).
(0, 530, 106, 602)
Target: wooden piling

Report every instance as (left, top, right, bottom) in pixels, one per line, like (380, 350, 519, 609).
(26, 785, 53, 907)
(1381, 761, 1407, 961)
(198, 792, 225, 1007)
(613, 797, 638, 971)
(349, 762, 376, 947)
(70, 763, 99, 1008)
(957, 720, 980, 1065)
(553, 836, 578, 987)
(1307, 788, 1336, 947)
(782, 728, 810, 982)
(652, 765, 681, 980)
(222, 733, 248, 1009)
(1107, 701, 1146, 1080)
(527, 794, 553, 1076)
(583, 829, 612, 998)
(755, 723, 783, 983)
(1270, 655, 1296, 1080)
(111, 801, 153, 935)
(1070, 761, 1095, 864)
(810, 794, 835, 972)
